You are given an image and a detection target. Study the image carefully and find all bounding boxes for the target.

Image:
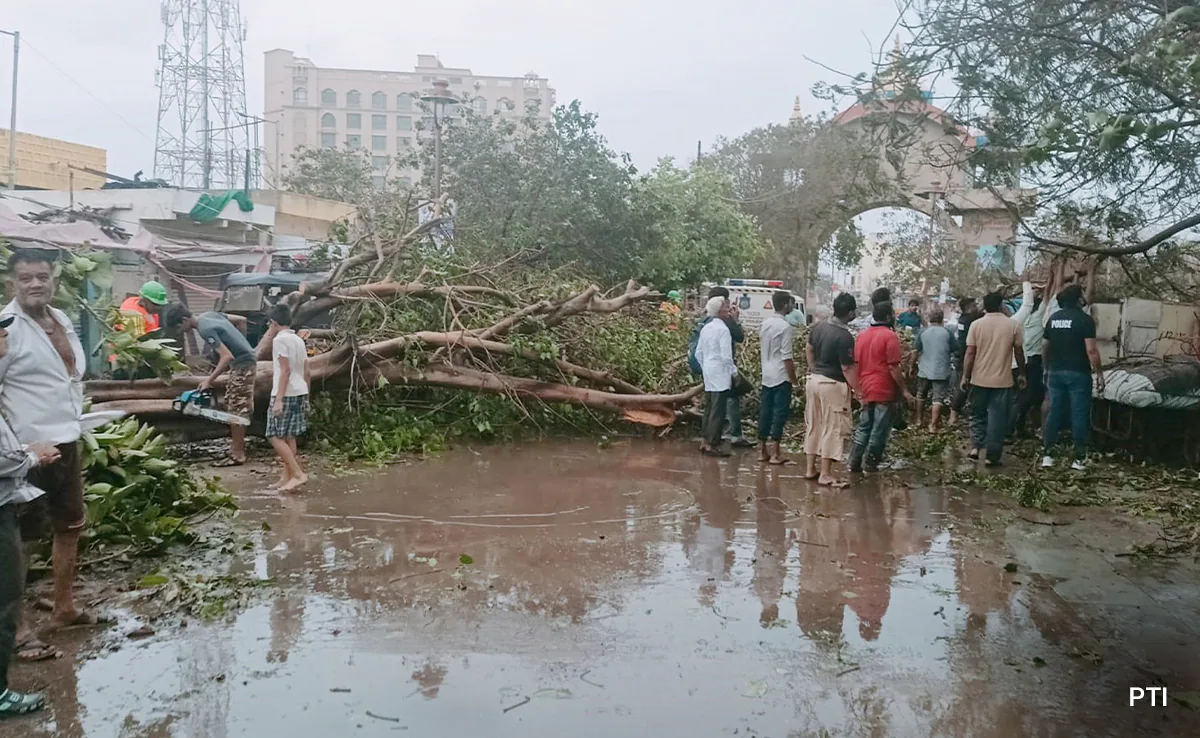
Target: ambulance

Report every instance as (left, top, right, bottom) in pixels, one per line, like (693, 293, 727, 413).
(706, 279, 806, 331)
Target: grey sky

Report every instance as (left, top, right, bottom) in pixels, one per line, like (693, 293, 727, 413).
(2, 0, 904, 180)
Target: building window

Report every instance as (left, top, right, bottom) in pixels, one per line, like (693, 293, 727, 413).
(473, 97, 487, 115)
(346, 134, 361, 149)
(449, 77, 463, 85)
(321, 88, 336, 105)
(372, 91, 387, 110)
(396, 116, 412, 131)
(371, 155, 388, 170)
(346, 89, 361, 108)
(372, 175, 386, 189)
(397, 93, 413, 112)
(372, 114, 387, 131)
(293, 87, 308, 105)
(346, 113, 361, 129)
(420, 116, 435, 130)
(321, 112, 336, 128)
(496, 97, 514, 113)
(398, 176, 412, 187)
(422, 75, 433, 82)
(397, 136, 411, 149)
(321, 132, 336, 148)
(372, 135, 387, 151)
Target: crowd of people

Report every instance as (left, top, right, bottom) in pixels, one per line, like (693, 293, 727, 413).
(691, 279, 1106, 483)
(0, 248, 317, 717)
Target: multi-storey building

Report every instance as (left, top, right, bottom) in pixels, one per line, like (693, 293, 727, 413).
(264, 49, 556, 189)
(0, 129, 107, 190)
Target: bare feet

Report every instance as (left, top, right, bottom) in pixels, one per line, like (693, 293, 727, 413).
(279, 474, 308, 492)
(817, 475, 848, 488)
(928, 424, 937, 433)
(49, 610, 114, 631)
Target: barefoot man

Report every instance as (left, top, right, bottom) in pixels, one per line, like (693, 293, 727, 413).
(165, 305, 256, 465)
(0, 249, 103, 659)
(265, 306, 310, 491)
(757, 291, 797, 465)
(803, 293, 859, 486)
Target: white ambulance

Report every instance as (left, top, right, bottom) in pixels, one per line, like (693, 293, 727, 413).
(706, 279, 806, 331)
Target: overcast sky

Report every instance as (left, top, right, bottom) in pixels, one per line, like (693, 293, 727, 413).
(2, 0, 907, 180)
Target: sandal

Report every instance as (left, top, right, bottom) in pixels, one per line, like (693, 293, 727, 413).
(212, 456, 246, 468)
(14, 638, 61, 662)
(0, 688, 45, 718)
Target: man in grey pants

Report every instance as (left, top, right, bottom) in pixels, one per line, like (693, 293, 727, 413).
(0, 314, 55, 717)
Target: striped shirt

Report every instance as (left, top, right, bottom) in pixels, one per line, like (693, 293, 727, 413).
(0, 410, 44, 508)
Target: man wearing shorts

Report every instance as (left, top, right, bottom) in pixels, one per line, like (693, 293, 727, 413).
(914, 308, 957, 432)
(166, 305, 257, 465)
(0, 249, 101, 647)
(265, 306, 310, 491)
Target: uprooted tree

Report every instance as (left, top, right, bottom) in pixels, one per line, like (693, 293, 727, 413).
(87, 101, 774, 433)
(87, 233, 701, 428)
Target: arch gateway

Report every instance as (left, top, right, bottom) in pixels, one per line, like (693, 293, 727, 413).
(801, 44, 1036, 294)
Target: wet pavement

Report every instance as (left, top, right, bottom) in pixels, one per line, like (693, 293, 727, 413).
(5, 440, 1200, 737)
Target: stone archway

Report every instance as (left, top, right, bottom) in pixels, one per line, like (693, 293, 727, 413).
(808, 43, 1035, 284)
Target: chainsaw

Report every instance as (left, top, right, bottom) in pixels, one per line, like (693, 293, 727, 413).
(172, 389, 251, 426)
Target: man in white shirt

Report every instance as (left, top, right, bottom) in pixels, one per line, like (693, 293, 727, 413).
(264, 305, 310, 491)
(0, 249, 101, 637)
(694, 296, 737, 457)
(757, 291, 797, 465)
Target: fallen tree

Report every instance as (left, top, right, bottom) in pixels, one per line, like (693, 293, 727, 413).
(86, 221, 700, 430)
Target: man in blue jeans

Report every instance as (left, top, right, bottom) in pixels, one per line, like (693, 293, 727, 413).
(757, 291, 797, 465)
(848, 301, 914, 472)
(1041, 285, 1105, 471)
(961, 292, 1025, 466)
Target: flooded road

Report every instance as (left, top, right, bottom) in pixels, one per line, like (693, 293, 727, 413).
(6, 440, 1200, 737)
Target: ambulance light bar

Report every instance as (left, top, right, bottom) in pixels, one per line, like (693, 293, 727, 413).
(725, 279, 785, 288)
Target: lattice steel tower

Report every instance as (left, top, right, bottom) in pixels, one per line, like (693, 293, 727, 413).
(153, 0, 250, 189)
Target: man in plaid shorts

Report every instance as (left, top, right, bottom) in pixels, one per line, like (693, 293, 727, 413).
(263, 305, 310, 491)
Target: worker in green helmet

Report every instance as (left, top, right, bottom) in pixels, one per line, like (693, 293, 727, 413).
(660, 290, 683, 329)
(110, 280, 171, 378)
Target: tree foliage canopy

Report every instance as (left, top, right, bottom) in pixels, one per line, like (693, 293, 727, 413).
(905, 0, 1200, 257)
(701, 117, 892, 284)
(285, 102, 762, 289)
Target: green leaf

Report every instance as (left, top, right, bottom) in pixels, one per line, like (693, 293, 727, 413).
(137, 573, 170, 589)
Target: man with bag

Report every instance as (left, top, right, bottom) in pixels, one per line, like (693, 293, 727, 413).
(687, 286, 752, 448)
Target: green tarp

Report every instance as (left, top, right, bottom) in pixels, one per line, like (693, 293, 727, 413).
(188, 190, 254, 223)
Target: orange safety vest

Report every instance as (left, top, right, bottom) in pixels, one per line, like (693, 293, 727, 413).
(116, 295, 160, 337)
(109, 296, 162, 365)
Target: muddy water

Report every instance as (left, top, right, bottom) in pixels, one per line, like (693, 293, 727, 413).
(7, 440, 1200, 737)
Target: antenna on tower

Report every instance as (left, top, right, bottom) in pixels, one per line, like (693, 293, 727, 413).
(153, 0, 250, 190)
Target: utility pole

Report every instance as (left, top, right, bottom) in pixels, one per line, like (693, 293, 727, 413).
(1, 29, 19, 190)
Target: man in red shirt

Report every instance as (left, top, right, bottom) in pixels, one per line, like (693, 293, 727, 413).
(848, 301, 914, 472)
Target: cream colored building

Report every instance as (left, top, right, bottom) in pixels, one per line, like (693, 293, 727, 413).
(264, 50, 556, 189)
(0, 129, 107, 190)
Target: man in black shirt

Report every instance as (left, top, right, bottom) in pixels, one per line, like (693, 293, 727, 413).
(803, 293, 859, 485)
(1040, 285, 1105, 470)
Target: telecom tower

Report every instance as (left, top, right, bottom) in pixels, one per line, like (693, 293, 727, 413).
(153, 0, 250, 190)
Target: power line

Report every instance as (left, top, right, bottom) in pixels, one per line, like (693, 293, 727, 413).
(18, 38, 155, 142)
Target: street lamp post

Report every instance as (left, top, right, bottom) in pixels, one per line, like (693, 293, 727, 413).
(1, 29, 19, 190)
(420, 79, 459, 208)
